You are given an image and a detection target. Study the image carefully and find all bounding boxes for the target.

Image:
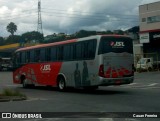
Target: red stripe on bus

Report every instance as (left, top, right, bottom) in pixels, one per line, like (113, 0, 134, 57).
(16, 39, 77, 52)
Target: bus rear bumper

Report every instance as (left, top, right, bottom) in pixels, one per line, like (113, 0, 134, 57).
(98, 76, 134, 86)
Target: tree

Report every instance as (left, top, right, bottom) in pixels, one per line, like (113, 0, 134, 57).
(21, 31, 43, 43)
(106, 30, 113, 34)
(6, 22, 17, 36)
(114, 30, 124, 35)
(0, 37, 4, 45)
(75, 30, 96, 38)
(5, 35, 22, 44)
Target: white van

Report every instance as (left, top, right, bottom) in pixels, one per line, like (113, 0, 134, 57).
(136, 58, 153, 71)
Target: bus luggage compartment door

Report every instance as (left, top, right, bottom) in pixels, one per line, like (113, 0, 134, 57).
(103, 55, 133, 78)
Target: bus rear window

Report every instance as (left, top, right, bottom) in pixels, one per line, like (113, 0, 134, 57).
(98, 36, 133, 54)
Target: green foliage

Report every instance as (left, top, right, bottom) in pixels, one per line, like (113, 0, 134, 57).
(6, 22, 17, 36)
(114, 30, 124, 35)
(5, 35, 22, 44)
(21, 31, 44, 43)
(0, 37, 4, 46)
(75, 30, 97, 38)
(106, 30, 113, 34)
(2, 88, 26, 98)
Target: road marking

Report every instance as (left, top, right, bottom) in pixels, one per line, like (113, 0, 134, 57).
(118, 83, 160, 89)
(128, 83, 137, 86)
(5, 84, 18, 87)
(147, 83, 158, 87)
(25, 98, 48, 101)
(141, 86, 160, 89)
(99, 118, 113, 121)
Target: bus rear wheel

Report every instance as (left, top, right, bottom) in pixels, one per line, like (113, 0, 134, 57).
(22, 79, 28, 88)
(57, 77, 66, 91)
(21, 75, 27, 88)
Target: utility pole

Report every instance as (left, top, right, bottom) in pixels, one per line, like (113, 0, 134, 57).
(37, 0, 43, 34)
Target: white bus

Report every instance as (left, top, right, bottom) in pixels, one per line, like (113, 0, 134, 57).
(13, 35, 134, 90)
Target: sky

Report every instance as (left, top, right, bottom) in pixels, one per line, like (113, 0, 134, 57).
(0, 0, 160, 37)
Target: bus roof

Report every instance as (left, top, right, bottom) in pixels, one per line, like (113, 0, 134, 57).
(15, 34, 130, 52)
(16, 39, 77, 52)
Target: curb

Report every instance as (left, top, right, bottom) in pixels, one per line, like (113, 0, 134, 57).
(0, 96, 27, 102)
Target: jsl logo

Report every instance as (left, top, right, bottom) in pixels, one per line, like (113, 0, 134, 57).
(40, 64, 51, 72)
(110, 41, 125, 47)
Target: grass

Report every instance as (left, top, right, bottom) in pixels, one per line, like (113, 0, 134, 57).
(1, 88, 27, 98)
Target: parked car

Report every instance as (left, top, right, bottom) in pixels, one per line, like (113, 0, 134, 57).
(0, 57, 12, 71)
(136, 58, 153, 71)
(136, 57, 160, 72)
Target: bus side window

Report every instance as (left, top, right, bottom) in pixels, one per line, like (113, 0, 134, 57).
(57, 46, 63, 61)
(70, 44, 74, 60)
(82, 42, 88, 59)
(73, 44, 76, 60)
(34, 49, 41, 62)
(51, 47, 57, 61)
(88, 40, 95, 59)
(21, 52, 26, 64)
(30, 50, 34, 62)
(45, 48, 51, 62)
(18, 52, 22, 64)
(41, 49, 45, 62)
(82, 39, 96, 59)
(75, 42, 82, 60)
(64, 45, 71, 61)
(15, 52, 21, 65)
(26, 51, 30, 63)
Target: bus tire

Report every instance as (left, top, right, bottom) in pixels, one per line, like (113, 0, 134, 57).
(57, 77, 66, 91)
(22, 79, 28, 88)
(21, 75, 28, 88)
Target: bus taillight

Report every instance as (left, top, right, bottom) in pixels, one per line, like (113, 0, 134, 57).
(99, 64, 105, 77)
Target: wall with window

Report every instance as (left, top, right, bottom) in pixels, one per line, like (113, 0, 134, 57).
(139, 1, 160, 31)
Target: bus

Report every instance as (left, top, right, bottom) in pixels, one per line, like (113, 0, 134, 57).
(12, 35, 134, 90)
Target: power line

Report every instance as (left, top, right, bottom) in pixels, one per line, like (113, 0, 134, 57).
(0, 13, 37, 21)
(41, 12, 139, 22)
(0, 11, 138, 22)
(41, 10, 138, 20)
(0, 7, 138, 22)
(0, 9, 37, 16)
(42, 7, 138, 17)
(0, 11, 37, 20)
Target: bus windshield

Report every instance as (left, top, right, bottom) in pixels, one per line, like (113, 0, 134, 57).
(98, 36, 133, 54)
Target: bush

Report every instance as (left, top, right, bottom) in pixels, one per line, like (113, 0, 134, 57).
(1, 88, 26, 98)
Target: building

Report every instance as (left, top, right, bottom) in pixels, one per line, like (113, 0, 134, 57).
(127, 26, 143, 65)
(139, 1, 160, 61)
(0, 43, 20, 58)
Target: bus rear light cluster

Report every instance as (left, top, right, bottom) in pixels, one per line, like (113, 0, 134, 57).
(99, 64, 105, 77)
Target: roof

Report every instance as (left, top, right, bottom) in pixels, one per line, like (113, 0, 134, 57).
(0, 43, 19, 50)
(16, 35, 130, 52)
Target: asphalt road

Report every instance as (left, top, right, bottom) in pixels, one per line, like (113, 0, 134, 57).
(0, 71, 160, 121)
